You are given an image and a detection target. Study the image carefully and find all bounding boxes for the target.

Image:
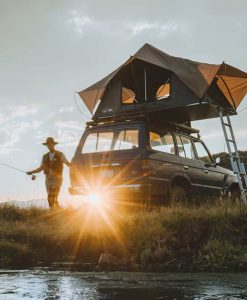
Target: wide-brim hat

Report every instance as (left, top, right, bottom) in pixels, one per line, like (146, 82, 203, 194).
(42, 137, 58, 145)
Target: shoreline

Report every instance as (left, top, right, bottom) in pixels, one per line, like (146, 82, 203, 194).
(0, 202, 247, 272)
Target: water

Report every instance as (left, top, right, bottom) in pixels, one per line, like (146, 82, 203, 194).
(0, 269, 247, 299)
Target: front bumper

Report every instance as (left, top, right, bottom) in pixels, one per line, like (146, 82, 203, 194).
(68, 183, 151, 203)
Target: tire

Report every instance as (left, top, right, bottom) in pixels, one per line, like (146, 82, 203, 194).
(169, 185, 188, 205)
(229, 186, 241, 202)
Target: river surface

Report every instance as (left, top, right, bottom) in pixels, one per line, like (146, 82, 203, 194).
(0, 269, 247, 299)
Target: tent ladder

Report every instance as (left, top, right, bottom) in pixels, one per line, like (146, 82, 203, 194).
(219, 109, 247, 204)
(144, 67, 147, 101)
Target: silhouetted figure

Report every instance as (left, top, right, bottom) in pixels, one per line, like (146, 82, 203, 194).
(27, 137, 70, 208)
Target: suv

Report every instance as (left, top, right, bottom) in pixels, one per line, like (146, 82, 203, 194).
(69, 119, 239, 204)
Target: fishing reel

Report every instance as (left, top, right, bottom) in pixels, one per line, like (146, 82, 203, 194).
(31, 175, 37, 181)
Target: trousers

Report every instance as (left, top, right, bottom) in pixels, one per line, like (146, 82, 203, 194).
(45, 175, 63, 208)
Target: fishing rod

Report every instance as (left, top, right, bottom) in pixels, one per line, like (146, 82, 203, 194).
(0, 162, 37, 180)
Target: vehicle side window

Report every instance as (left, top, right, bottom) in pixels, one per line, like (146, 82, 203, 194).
(175, 135, 195, 159)
(194, 140, 212, 163)
(114, 129, 139, 150)
(149, 132, 175, 154)
(181, 136, 195, 159)
(175, 135, 186, 157)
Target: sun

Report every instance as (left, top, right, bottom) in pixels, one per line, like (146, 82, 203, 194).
(87, 192, 101, 204)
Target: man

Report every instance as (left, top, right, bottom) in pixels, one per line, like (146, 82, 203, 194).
(27, 137, 70, 208)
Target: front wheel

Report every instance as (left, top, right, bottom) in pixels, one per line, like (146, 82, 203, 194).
(169, 185, 188, 205)
(229, 186, 241, 202)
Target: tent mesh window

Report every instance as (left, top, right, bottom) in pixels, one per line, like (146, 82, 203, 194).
(121, 87, 137, 104)
(156, 79, 171, 101)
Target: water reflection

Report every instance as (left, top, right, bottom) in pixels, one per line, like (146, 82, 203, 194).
(0, 270, 246, 299)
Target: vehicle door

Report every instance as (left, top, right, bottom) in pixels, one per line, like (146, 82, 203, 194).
(174, 134, 203, 195)
(193, 139, 224, 196)
(147, 130, 179, 196)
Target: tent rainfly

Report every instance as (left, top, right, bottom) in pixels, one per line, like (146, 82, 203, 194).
(78, 43, 247, 124)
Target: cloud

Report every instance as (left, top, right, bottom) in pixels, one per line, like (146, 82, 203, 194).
(0, 104, 40, 125)
(47, 106, 77, 120)
(33, 120, 82, 148)
(124, 21, 159, 36)
(55, 120, 82, 130)
(58, 106, 74, 113)
(7, 105, 39, 118)
(67, 10, 97, 35)
(30, 120, 43, 130)
(124, 20, 178, 37)
(0, 121, 30, 155)
(66, 9, 180, 39)
(55, 120, 82, 146)
(56, 128, 81, 147)
(0, 113, 9, 126)
(0, 103, 42, 156)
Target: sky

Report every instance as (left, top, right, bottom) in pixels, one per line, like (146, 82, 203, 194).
(0, 0, 247, 202)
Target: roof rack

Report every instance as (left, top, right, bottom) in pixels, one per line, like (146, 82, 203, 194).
(86, 113, 148, 128)
(86, 114, 200, 135)
(169, 122, 199, 134)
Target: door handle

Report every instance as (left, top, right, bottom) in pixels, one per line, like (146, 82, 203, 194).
(204, 169, 209, 174)
(184, 165, 189, 170)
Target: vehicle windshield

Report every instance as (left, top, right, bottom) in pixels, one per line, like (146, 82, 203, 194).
(82, 128, 139, 154)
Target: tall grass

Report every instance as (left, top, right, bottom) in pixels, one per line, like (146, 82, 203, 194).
(0, 200, 247, 270)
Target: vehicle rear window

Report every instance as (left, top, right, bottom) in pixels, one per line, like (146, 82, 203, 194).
(82, 129, 139, 154)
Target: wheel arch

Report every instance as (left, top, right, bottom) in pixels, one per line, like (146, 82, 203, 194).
(229, 182, 240, 193)
(170, 174, 191, 193)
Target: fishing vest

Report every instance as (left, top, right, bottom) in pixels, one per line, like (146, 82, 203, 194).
(42, 151, 63, 177)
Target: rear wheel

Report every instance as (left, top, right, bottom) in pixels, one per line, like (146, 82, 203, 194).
(169, 185, 188, 205)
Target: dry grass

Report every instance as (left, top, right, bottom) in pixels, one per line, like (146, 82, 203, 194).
(0, 200, 247, 270)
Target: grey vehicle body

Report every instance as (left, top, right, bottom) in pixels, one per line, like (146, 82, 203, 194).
(69, 120, 238, 202)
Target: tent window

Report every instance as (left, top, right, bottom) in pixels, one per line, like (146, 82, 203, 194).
(156, 80, 170, 100)
(122, 87, 137, 104)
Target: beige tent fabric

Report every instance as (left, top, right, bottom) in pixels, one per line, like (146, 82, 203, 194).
(217, 75, 247, 108)
(78, 88, 105, 113)
(122, 87, 136, 104)
(78, 57, 134, 113)
(156, 83, 170, 99)
(78, 43, 247, 113)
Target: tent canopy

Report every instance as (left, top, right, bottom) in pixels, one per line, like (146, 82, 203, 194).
(78, 43, 247, 122)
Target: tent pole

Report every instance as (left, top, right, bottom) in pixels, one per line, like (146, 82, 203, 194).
(219, 75, 237, 111)
(144, 67, 147, 101)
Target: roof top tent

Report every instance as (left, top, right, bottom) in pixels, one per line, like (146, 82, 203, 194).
(78, 43, 247, 125)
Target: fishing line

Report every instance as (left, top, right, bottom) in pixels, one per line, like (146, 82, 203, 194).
(0, 162, 36, 180)
(0, 162, 26, 173)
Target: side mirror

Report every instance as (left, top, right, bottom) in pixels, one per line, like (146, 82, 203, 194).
(215, 157, 221, 165)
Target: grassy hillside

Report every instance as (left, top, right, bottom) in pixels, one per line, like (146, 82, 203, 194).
(1, 201, 247, 271)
